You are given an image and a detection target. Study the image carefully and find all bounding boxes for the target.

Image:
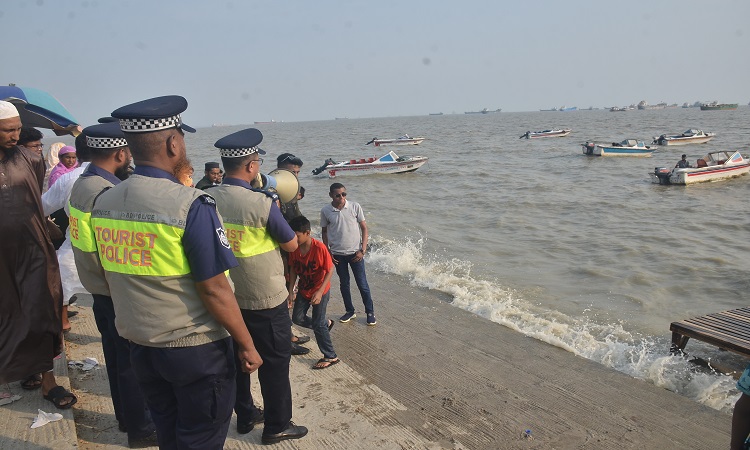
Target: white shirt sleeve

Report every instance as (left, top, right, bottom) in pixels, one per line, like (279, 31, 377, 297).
(42, 163, 89, 216)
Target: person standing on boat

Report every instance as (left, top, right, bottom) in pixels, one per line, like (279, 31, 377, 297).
(321, 183, 377, 325)
(676, 154, 690, 168)
(69, 122, 157, 447)
(93, 96, 262, 449)
(0, 100, 76, 410)
(209, 128, 308, 444)
(195, 161, 223, 189)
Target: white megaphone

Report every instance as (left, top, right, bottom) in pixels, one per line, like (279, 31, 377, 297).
(252, 168, 300, 204)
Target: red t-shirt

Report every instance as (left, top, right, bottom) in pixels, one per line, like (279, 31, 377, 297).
(288, 237, 333, 299)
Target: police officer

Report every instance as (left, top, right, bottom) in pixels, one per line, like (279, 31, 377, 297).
(69, 122, 156, 448)
(91, 96, 262, 450)
(210, 128, 308, 444)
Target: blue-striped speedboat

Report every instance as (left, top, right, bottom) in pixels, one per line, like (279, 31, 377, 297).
(582, 139, 655, 157)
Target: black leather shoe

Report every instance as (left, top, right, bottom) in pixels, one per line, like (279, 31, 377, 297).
(237, 410, 265, 434)
(261, 421, 308, 444)
(291, 343, 310, 355)
(128, 430, 158, 448)
(292, 334, 310, 344)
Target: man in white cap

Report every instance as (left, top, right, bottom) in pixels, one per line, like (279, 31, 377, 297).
(0, 100, 77, 409)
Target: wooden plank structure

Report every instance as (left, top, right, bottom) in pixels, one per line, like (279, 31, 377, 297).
(670, 307, 750, 358)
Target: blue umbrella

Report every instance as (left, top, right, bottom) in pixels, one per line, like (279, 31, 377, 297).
(0, 85, 81, 136)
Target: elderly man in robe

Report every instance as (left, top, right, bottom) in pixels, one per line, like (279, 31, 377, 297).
(0, 101, 76, 409)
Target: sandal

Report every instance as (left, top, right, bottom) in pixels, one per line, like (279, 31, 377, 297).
(21, 373, 42, 390)
(312, 357, 339, 370)
(43, 386, 77, 410)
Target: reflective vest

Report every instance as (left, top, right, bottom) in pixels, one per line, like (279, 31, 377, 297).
(90, 174, 229, 347)
(210, 184, 287, 310)
(69, 173, 113, 296)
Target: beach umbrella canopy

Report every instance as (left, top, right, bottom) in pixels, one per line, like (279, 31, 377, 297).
(0, 85, 81, 136)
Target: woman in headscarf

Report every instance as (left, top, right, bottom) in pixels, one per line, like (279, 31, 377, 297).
(42, 142, 64, 192)
(47, 146, 78, 188)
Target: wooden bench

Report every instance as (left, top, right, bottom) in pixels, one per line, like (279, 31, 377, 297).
(670, 308, 750, 358)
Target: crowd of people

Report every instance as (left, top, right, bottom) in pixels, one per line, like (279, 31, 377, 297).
(0, 95, 378, 449)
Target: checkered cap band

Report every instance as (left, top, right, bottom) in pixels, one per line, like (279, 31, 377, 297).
(118, 114, 182, 133)
(219, 146, 261, 158)
(87, 136, 128, 149)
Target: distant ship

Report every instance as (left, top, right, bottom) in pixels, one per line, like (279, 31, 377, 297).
(429, 112, 444, 116)
(465, 108, 501, 114)
(334, 117, 348, 120)
(700, 102, 738, 111)
(254, 120, 279, 124)
(559, 106, 577, 111)
(540, 107, 558, 112)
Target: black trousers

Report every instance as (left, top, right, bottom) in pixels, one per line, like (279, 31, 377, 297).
(92, 294, 153, 440)
(131, 337, 236, 450)
(234, 302, 292, 435)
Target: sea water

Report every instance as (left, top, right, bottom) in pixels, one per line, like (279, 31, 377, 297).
(186, 107, 750, 413)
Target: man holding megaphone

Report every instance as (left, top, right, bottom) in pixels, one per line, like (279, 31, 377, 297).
(210, 128, 308, 444)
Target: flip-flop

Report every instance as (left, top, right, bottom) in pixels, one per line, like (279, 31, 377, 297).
(312, 358, 339, 370)
(327, 319, 334, 331)
(67, 310, 78, 318)
(43, 386, 77, 410)
(0, 392, 22, 406)
(21, 373, 42, 390)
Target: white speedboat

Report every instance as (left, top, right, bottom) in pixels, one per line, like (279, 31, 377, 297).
(311, 151, 428, 178)
(366, 134, 425, 147)
(650, 150, 750, 185)
(520, 129, 572, 139)
(582, 139, 655, 157)
(652, 129, 716, 146)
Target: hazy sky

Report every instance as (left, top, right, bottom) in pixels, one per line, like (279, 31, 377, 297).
(3, 0, 749, 127)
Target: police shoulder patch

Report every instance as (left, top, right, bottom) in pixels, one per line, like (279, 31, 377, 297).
(216, 227, 231, 249)
(200, 194, 216, 205)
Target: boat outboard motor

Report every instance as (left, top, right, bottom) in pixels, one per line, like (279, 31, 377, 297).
(311, 158, 335, 176)
(652, 167, 672, 185)
(520, 131, 531, 139)
(582, 141, 596, 155)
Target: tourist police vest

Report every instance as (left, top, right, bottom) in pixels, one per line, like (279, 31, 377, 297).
(90, 174, 229, 347)
(69, 174, 113, 296)
(210, 184, 287, 311)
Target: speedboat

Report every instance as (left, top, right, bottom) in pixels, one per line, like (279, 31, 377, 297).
(365, 134, 425, 146)
(650, 150, 750, 185)
(652, 129, 716, 146)
(520, 129, 572, 139)
(582, 139, 655, 157)
(311, 151, 428, 178)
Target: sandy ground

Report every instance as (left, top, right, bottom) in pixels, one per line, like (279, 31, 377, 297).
(1, 270, 732, 449)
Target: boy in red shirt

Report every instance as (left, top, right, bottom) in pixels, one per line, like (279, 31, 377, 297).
(287, 216, 339, 369)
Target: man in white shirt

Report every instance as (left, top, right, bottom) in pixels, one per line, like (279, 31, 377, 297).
(320, 183, 376, 326)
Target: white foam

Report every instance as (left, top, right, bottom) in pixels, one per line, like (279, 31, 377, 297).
(367, 236, 740, 413)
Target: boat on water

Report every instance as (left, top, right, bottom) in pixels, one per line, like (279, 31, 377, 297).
(610, 105, 635, 112)
(652, 129, 716, 146)
(429, 112, 443, 116)
(582, 139, 655, 157)
(520, 129, 572, 139)
(254, 120, 279, 124)
(311, 151, 428, 178)
(365, 134, 425, 147)
(539, 107, 559, 112)
(700, 102, 738, 111)
(650, 150, 750, 185)
(465, 108, 501, 114)
(559, 106, 577, 111)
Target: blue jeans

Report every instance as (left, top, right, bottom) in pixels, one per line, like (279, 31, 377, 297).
(291, 291, 336, 359)
(333, 253, 374, 315)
